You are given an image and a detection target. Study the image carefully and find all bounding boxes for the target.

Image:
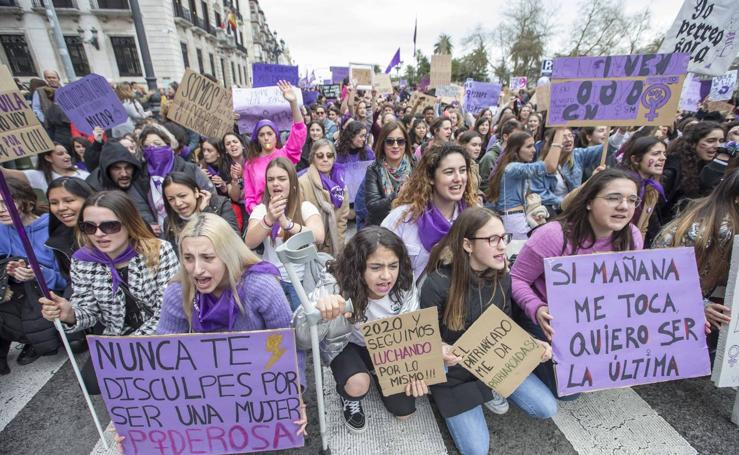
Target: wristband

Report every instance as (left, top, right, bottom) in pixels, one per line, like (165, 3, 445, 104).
(285, 220, 295, 232)
(262, 217, 274, 228)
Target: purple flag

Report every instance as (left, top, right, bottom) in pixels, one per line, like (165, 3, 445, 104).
(385, 48, 401, 74)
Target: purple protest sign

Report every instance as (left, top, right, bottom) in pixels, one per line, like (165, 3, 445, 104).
(330, 66, 349, 84)
(233, 86, 303, 135)
(54, 73, 128, 135)
(301, 90, 319, 105)
(544, 248, 711, 396)
(88, 330, 304, 455)
(342, 160, 372, 204)
(252, 63, 299, 88)
(463, 81, 501, 114)
(552, 53, 690, 80)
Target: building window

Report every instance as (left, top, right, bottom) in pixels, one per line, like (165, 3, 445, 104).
(110, 36, 142, 77)
(215, 11, 221, 28)
(220, 57, 226, 85)
(96, 0, 130, 9)
(196, 49, 204, 74)
(181, 42, 189, 68)
(231, 61, 236, 86)
(209, 53, 215, 76)
(0, 35, 36, 77)
(63, 36, 90, 77)
(238, 64, 243, 85)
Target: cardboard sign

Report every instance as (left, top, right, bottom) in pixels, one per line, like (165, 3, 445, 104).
(330, 66, 350, 84)
(319, 84, 341, 99)
(350, 67, 373, 90)
(659, 0, 739, 76)
(679, 73, 703, 112)
(54, 73, 128, 135)
(373, 73, 393, 95)
(361, 307, 446, 396)
(452, 304, 544, 397)
(430, 54, 452, 89)
(436, 84, 464, 105)
(410, 91, 437, 113)
(709, 69, 738, 101)
(463, 81, 501, 114)
(534, 84, 551, 112)
(0, 65, 54, 162)
(547, 53, 689, 127)
(706, 99, 735, 113)
(509, 76, 528, 92)
(88, 329, 304, 455)
(713, 236, 739, 387)
(167, 69, 234, 139)
(544, 248, 711, 396)
(232, 86, 303, 135)
(251, 63, 299, 88)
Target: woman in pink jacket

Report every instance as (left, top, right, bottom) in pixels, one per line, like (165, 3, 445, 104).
(243, 80, 307, 212)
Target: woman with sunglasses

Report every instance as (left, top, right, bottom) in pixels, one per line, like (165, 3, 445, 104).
(39, 191, 179, 393)
(298, 139, 349, 256)
(242, 81, 307, 213)
(0, 177, 66, 374)
(422, 207, 556, 454)
(364, 121, 415, 226)
(511, 169, 643, 397)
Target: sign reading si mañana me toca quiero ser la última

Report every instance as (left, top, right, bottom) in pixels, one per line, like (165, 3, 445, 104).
(544, 248, 711, 396)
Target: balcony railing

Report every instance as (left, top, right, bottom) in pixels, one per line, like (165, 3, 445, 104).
(236, 43, 248, 55)
(94, 0, 129, 9)
(172, 1, 192, 23)
(33, 0, 77, 8)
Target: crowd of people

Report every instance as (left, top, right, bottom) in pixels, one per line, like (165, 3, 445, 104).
(2, 67, 738, 455)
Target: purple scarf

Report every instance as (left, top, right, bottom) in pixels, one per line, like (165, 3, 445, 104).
(72, 245, 139, 294)
(417, 202, 466, 252)
(143, 145, 175, 177)
(191, 261, 281, 332)
(319, 164, 346, 208)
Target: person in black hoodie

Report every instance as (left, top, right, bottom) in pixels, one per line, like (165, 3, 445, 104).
(86, 142, 157, 227)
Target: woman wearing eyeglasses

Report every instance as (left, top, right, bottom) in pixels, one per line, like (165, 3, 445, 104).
(39, 191, 179, 392)
(364, 121, 415, 226)
(511, 169, 643, 397)
(298, 139, 349, 256)
(421, 207, 556, 455)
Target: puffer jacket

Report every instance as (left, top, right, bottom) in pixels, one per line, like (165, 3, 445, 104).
(292, 273, 419, 365)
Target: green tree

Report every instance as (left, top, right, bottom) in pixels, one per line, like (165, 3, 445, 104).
(502, 0, 551, 83)
(567, 0, 652, 56)
(433, 34, 453, 55)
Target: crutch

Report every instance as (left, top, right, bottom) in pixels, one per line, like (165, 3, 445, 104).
(276, 231, 352, 455)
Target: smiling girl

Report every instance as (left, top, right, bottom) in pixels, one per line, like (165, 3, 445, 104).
(2, 144, 89, 193)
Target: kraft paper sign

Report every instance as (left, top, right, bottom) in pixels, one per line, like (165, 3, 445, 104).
(350, 67, 373, 90)
(410, 91, 437, 112)
(373, 73, 393, 95)
(430, 54, 452, 89)
(361, 307, 446, 396)
(167, 69, 234, 139)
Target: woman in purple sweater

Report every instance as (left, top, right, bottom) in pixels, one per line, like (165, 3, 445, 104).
(510, 169, 644, 397)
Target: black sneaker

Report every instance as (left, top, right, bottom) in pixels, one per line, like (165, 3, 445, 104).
(341, 397, 367, 433)
(16, 344, 40, 366)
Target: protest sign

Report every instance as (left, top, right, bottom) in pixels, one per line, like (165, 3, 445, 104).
(350, 67, 373, 90)
(0, 65, 54, 162)
(232, 85, 303, 135)
(712, 236, 739, 387)
(252, 63, 299, 88)
(167, 69, 233, 139)
(534, 84, 551, 112)
(547, 53, 689, 127)
(330, 66, 349, 84)
(541, 59, 554, 77)
(430, 54, 452, 89)
(361, 307, 446, 396)
(342, 159, 372, 204)
(509, 76, 528, 92)
(451, 304, 544, 397)
(679, 73, 703, 111)
(463, 81, 501, 114)
(88, 329, 304, 455)
(373, 73, 393, 95)
(319, 84, 341, 99)
(410, 91, 437, 113)
(436, 84, 464, 105)
(709, 69, 738, 101)
(54, 73, 128, 135)
(544, 248, 711, 396)
(659, 0, 739, 76)
(706, 99, 735, 113)
(301, 90, 319, 105)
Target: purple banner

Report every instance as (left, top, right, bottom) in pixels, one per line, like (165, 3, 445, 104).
(301, 90, 319, 106)
(54, 73, 128, 135)
(252, 63, 299, 88)
(343, 160, 372, 204)
(544, 248, 711, 396)
(463, 81, 501, 114)
(552, 53, 690, 80)
(89, 330, 304, 454)
(330, 66, 349, 84)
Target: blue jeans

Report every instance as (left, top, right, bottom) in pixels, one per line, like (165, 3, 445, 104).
(444, 374, 557, 455)
(280, 280, 302, 311)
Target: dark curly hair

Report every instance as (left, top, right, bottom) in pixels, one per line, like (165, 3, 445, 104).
(336, 120, 370, 161)
(327, 226, 413, 324)
(666, 121, 723, 197)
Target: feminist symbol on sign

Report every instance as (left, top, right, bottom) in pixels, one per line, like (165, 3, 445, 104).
(640, 84, 671, 122)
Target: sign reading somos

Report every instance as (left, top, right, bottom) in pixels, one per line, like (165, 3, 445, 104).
(544, 248, 711, 396)
(167, 69, 234, 139)
(89, 329, 304, 455)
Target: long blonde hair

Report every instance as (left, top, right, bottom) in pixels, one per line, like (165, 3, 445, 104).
(176, 213, 262, 325)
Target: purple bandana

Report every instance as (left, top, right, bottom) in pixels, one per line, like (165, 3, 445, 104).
(72, 245, 138, 294)
(143, 145, 175, 177)
(417, 202, 466, 252)
(319, 164, 346, 208)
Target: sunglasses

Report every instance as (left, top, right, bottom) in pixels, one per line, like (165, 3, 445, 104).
(315, 152, 335, 160)
(79, 220, 123, 235)
(384, 138, 407, 146)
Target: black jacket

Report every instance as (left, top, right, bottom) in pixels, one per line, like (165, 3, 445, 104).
(363, 161, 395, 226)
(44, 104, 72, 151)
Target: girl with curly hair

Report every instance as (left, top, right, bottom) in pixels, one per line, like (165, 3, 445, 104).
(335, 120, 375, 164)
(381, 143, 478, 282)
(292, 226, 426, 434)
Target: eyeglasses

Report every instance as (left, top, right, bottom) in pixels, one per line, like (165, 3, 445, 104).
(469, 233, 513, 247)
(596, 194, 642, 207)
(79, 220, 123, 235)
(316, 111, 326, 115)
(384, 138, 407, 146)
(314, 152, 335, 160)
